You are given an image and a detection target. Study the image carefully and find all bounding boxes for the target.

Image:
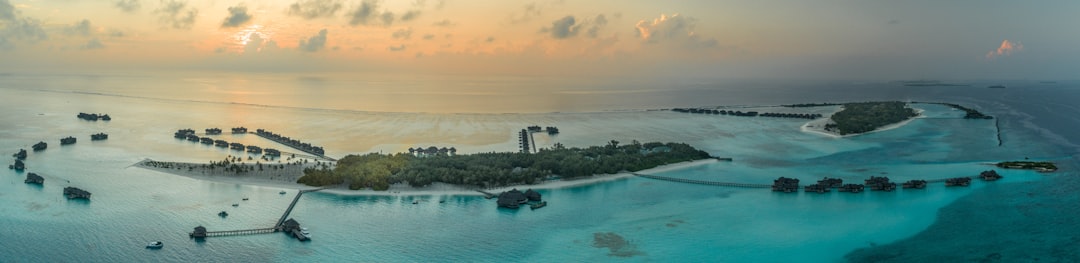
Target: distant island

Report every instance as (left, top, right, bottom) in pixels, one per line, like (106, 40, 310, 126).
(996, 161, 1057, 172)
(897, 80, 970, 87)
(987, 85, 1006, 89)
(298, 141, 712, 190)
(824, 101, 918, 135)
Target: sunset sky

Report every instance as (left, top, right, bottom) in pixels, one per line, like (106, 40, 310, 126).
(1, 0, 1077, 79)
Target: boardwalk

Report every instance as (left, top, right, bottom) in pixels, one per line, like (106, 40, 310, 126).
(202, 228, 276, 237)
(190, 187, 329, 240)
(631, 173, 772, 188)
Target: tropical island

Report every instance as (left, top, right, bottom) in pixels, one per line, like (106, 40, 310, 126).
(298, 141, 712, 190)
(996, 161, 1057, 172)
(823, 101, 919, 135)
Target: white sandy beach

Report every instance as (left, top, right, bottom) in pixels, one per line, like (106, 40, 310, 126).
(135, 157, 720, 197)
(801, 107, 926, 138)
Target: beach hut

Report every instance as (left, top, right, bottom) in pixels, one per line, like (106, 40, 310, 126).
(524, 189, 542, 202)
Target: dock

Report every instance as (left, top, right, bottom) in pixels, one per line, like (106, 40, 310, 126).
(189, 187, 329, 241)
(476, 190, 498, 199)
(631, 173, 772, 188)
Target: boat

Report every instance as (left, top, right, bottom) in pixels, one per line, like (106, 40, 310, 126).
(242, 197, 249, 201)
(530, 201, 547, 210)
(90, 133, 108, 140)
(60, 136, 76, 145)
(232, 203, 239, 207)
(279, 191, 286, 195)
(146, 241, 163, 249)
(412, 200, 419, 204)
(218, 211, 228, 217)
(100, 114, 111, 121)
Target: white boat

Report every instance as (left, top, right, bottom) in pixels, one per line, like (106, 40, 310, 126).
(146, 241, 163, 249)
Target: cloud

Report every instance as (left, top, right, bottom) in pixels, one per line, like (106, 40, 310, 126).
(587, 14, 607, 38)
(401, 10, 420, 21)
(635, 13, 717, 49)
(388, 44, 406, 51)
(422, 34, 434, 40)
(66, 19, 93, 36)
(156, 0, 198, 30)
(542, 15, 580, 39)
(80, 38, 104, 50)
(287, 0, 342, 19)
(115, 0, 140, 13)
(485, 36, 494, 43)
(432, 19, 455, 27)
(509, 2, 544, 24)
(0, 0, 48, 49)
(380, 12, 395, 25)
(391, 28, 412, 39)
(986, 39, 1022, 59)
(221, 5, 253, 28)
(298, 28, 328, 52)
(242, 32, 278, 53)
(347, 0, 378, 25)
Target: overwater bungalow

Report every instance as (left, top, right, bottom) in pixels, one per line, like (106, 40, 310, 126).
(25, 173, 43, 184)
(60, 136, 77, 145)
(206, 128, 222, 135)
(546, 126, 560, 135)
(865, 176, 896, 191)
(527, 125, 542, 132)
(524, 189, 542, 202)
(200, 137, 214, 145)
(804, 183, 830, 193)
(497, 189, 528, 208)
(979, 170, 1003, 181)
(838, 184, 865, 193)
(231, 127, 248, 134)
(10, 159, 25, 170)
(63, 187, 91, 199)
(945, 177, 972, 187)
(13, 149, 27, 160)
(817, 177, 843, 188)
(100, 114, 111, 121)
(265, 148, 281, 157)
(214, 140, 229, 147)
(186, 134, 200, 142)
(771, 177, 800, 193)
(901, 180, 927, 189)
(230, 143, 245, 151)
(190, 226, 208, 238)
(530, 201, 547, 210)
(32, 141, 47, 151)
(90, 133, 108, 140)
(246, 145, 262, 154)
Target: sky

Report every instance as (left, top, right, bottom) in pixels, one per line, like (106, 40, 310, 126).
(1, 0, 1077, 80)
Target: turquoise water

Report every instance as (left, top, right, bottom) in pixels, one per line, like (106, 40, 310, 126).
(1, 75, 1077, 262)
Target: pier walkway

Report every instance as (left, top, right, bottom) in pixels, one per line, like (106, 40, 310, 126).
(632, 173, 772, 188)
(190, 187, 330, 240)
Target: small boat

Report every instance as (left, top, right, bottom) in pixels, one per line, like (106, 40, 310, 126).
(530, 201, 547, 210)
(412, 200, 419, 204)
(232, 203, 239, 207)
(242, 198, 249, 201)
(146, 241, 163, 249)
(218, 211, 229, 217)
(279, 191, 286, 195)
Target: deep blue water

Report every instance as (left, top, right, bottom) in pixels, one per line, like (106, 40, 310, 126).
(1, 74, 1078, 262)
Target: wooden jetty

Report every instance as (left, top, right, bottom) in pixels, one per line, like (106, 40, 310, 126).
(476, 190, 498, 199)
(189, 187, 328, 241)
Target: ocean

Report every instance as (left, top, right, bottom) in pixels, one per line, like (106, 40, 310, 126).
(1, 73, 1077, 262)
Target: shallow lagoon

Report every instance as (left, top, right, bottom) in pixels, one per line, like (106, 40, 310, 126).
(1, 75, 1076, 262)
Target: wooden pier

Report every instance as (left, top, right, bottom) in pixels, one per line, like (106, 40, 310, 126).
(190, 187, 329, 241)
(201, 228, 276, 237)
(476, 190, 498, 199)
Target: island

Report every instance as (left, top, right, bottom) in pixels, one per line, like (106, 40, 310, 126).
(823, 101, 918, 135)
(996, 161, 1057, 172)
(298, 141, 712, 190)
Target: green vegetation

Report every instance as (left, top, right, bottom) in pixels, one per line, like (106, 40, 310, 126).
(825, 101, 918, 135)
(996, 161, 1057, 171)
(298, 141, 712, 190)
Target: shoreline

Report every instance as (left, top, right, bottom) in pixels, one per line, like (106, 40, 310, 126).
(801, 107, 926, 138)
(135, 158, 720, 197)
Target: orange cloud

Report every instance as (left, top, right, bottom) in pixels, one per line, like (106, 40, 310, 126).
(986, 39, 1022, 59)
